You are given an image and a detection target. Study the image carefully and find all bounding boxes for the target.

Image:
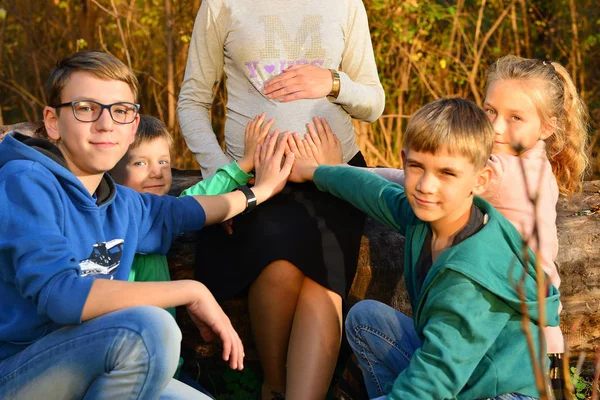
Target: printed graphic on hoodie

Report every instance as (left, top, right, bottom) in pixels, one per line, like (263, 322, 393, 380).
(78, 239, 124, 279)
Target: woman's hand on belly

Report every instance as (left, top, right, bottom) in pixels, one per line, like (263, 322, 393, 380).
(263, 64, 333, 102)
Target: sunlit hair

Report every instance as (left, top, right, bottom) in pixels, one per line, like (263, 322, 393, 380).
(132, 114, 174, 150)
(486, 55, 590, 196)
(46, 50, 139, 107)
(404, 98, 494, 170)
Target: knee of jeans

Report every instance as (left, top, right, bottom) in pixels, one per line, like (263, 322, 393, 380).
(120, 306, 182, 360)
(345, 299, 382, 336)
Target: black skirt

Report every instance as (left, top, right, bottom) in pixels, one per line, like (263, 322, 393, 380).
(195, 152, 367, 301)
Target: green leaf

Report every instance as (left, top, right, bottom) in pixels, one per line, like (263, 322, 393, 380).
(222, 369, 240, 383)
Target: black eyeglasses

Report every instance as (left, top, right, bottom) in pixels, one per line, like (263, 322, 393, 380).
(52, 100, 140, 124)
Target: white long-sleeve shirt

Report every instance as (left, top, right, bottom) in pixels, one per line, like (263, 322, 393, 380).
(178, 0, 385, 177)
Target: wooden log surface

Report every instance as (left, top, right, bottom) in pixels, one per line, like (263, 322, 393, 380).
(168, 170, 600, 368)
(0, 121, 47, 142)
(556, 181, 600, 361)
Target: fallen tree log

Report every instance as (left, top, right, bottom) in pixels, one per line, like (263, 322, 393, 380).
(556, 181, 600, 363)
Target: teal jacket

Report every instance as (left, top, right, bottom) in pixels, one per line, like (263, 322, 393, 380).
(314, 165, 560, 399)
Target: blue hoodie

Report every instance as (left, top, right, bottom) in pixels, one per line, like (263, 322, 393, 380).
(0, 133, 206, 360)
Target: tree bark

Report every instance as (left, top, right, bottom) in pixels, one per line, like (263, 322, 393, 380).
(164, 0, 176, 131)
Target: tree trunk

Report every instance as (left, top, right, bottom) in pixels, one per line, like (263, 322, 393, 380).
(164, 0, 176, 131)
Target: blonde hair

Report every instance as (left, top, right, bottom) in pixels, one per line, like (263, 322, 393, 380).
(133, 114, 173, 150)
(405, 98, 494, 169)
(486, 55, 590, 196)
(47, 50, 139, 107)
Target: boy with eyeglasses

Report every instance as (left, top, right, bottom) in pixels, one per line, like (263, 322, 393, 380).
(0, 50, 293, 399)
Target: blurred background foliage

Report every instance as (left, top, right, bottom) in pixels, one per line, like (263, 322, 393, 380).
(0, 0, 598, 174)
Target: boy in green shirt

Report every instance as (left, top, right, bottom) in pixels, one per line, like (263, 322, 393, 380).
(110, 113, 270, 383)
(288, 98, 560, 399)
(111, 113, 273, 306)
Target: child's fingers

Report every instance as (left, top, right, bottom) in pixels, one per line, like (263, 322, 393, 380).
(284, 141, 293, 156)
(302, 139, 315, 159)
(254, 143, 262, 167)
(220, 330, 232, 365)
(280, 151, 295, 177)
(248, 116, 258, 134)
(261, 117, 275, 136)
(304, 129, 320, 156)
(244, 120, 253, 139)
(259, 135, 269, 162)
(221, 219, 233, 235)
(247, 113, 264, 138)
(294, 133, 313, 159)
(256, 123, 275, 147)
(321, 118, 336, 143)
(306, 122, 322, 146)
(262, 132, 278, 161)
(288, 133, 301, 155)
(228, 326, 244, 370)
(273, 132, 290, 161)
(223, 325, 242, 370)
(313, 116, 328, 142)
(255, 113, 266, 133)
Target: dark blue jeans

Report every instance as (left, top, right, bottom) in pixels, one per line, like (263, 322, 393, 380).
(345, 300, 536, 400)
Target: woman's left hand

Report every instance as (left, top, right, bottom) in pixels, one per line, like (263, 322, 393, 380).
(263, 64, 333, 102)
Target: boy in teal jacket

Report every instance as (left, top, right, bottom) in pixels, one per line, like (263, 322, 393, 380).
(288, 98, 560, 399)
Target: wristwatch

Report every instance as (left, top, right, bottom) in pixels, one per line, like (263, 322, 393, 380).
(328, 69, 341, 99)
(235, 185, 257, 214)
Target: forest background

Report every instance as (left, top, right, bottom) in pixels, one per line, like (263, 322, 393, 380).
(1, 0, 599, 175)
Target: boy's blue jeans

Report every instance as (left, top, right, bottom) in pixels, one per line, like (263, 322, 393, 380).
(345, 300, 535, 400)
(0, 306, 211, 400)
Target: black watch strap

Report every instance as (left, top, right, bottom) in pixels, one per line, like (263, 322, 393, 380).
(235, 185, 257, 214)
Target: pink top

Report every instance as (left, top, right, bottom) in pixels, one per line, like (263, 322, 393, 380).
(485, 140, 563, 352)
(368, 140, 564, 352)
(484, 141, 560, 290)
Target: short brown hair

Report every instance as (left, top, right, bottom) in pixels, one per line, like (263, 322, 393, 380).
(132, 114, 173, 150)
(46, 50, 139, 107)
(404, 98, 494, 169)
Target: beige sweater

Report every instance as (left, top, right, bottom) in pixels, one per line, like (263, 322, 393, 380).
(178, 0, 385, 177)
